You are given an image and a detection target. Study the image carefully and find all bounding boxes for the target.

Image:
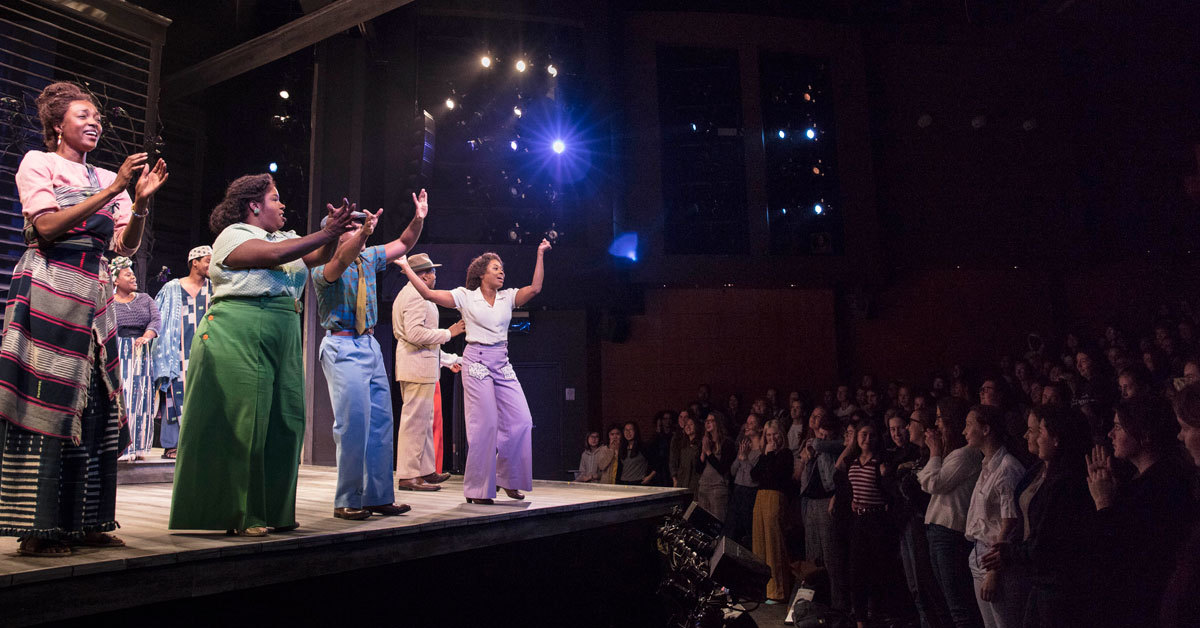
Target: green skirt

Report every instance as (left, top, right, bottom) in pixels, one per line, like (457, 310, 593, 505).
(168, 296, 305, 531)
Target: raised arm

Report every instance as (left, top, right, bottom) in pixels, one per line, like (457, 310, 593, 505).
(117, 157, 169, 253)
(223, 200, 353, 270)
(514, 239, 551, 307)
(383, 189, 428, 261)
(395, 256, 456, 309)
(321, 208, 378, 283)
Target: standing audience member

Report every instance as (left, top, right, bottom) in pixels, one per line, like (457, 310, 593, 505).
(962, 405, 1028, 628)
(981, 405, 1097, 628)
(674, 414, 701, 493)
(603, 426, 621, 484)
(669, 409, 692, 487)
(696, 412, 733, 520)
(798, 411, 850, 611)
(844, 421, 897, 628)
(919, 397, 985, 628)
(726, 414, 762, 547)
(751, 419, 793, 604)
(1163, 383, 1200, 628)
(575, 431, 614, 483)
(616, 421, 656, 485)
(1086, 397, 1198, 628)
(897, 409, 954, 628)
(648, 411, 675, 487)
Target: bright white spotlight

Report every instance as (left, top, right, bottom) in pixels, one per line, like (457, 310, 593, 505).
(513, 106, 523, 118)
(547, 64, 558, 77)
(552, 139, 565, 154)
(515, 60, 527, 72)
(777, 129, 786, 139)
(805, 128, 816, 139)
(445, 98, 456, 110)
(510, 140, 519, 151)
(268, 162, 278, 173)
(278, 90, 289, 100)
(480, 56, 492, 68)
(813, 203, 824, 215)
(690, 123, 698, 132)
(781, 208, 788, 215)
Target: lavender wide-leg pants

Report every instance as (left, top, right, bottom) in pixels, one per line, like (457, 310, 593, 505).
(462, 342, 533, 500)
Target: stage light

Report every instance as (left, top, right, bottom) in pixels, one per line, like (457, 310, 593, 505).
(917, 114, 933, 128)
(445, 98, 456, 110)
(513, 106, 523, 118)
(278, 90, 289, 100)
(781, 208, 788, 215)
(608, 232, 639, 262)
(480, 56, 492, 68)
(268, 162, 278, 173)
(547, 64, 558, 77)
(805, 128, 816, 139)
(813, 203, 824, 214)
(515, 59, 527, 72)
(510, 140, 519, 151)
(690, 123, 697, 132)
(552, 139, 565, 154)
(777, 129, 786, 139)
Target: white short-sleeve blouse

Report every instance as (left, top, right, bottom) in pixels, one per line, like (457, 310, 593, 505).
(450, 286, 518, 345)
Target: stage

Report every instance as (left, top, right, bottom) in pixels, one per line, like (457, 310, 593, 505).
(1, 467, 687, 627)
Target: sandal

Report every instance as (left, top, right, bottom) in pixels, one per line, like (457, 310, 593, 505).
(161, 448, 177, 460)
(225, 527, 269, 537)
(77, 532, 126, 548)
(18, 538, 72, 557)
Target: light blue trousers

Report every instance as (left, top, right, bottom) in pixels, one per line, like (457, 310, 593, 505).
(319, 334, 395, 509)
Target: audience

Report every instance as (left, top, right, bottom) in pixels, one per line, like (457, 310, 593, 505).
(575, 430, 614, 482)
(622, 301, 1200, 626)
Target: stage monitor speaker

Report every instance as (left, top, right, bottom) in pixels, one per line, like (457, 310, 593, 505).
(407, 110, 435, 191)
(708, 536, 770, 602)
(683, 501, 723, 538)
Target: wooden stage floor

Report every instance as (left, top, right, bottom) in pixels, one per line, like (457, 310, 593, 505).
(0, 466, 687, 627)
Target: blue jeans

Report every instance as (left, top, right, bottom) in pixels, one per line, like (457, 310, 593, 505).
(901, 519, 953, 628)
(926, 524, 984, 628)
(319, 334, 395, 509)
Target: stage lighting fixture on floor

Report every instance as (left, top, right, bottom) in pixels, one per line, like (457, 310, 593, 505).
(515, 59, 527, 72)
(480, 56, 492, 68)
(268, 162, 278, 173)
(547, 64, 558, 77)
(552, 139, 565, 154)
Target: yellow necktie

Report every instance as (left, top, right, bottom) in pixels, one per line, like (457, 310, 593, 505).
(354, 257, 367, 335)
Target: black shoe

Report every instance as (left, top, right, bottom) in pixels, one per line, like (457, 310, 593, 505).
(466, 497, 494, 505)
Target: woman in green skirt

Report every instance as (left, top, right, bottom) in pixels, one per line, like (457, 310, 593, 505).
(168, 174, 354, 536)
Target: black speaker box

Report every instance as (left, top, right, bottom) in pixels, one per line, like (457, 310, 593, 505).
(708, 535, 770, 601)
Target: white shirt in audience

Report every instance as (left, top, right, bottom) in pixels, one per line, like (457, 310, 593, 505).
(918, 445, 982, 532)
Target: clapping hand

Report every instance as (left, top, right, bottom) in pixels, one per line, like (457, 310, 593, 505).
(134, 158, 168, 202)
(323, 198, 356, 236)
(537, 238, 552, 255)
(412, 189, 428, 219)
(113, 153, 148, 190)
(1086, 444, 1115, 510)
(926, 428, 944, 458)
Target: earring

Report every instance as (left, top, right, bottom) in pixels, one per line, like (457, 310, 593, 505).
(56, 132, 62, 146)
(251, 207, 261, 216)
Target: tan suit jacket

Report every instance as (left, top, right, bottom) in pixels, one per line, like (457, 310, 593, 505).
(393, 282, 451, 383)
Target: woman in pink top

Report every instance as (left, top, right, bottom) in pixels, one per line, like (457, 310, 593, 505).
(0, 82, 167, 557)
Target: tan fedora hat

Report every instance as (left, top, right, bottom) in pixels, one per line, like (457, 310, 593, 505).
(406, 253, 442, 272)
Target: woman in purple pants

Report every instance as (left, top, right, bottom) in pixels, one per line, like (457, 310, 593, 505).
(397, 239, 551, 505)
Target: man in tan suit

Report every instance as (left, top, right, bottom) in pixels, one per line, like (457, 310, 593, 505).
(393, 253, 464, 491)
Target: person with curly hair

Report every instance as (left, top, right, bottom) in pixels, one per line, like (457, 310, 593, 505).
(168, 174, 354, 536)
(0, 81, 167, 557)
(396, 239, 551, 504)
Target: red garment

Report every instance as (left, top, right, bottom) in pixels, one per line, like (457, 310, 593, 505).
(433, 381, 443, 472)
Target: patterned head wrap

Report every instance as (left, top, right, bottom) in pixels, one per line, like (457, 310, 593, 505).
(108, 256, 133, 277)
(187, 245, 213, 262)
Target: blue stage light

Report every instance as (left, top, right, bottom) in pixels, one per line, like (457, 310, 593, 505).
(813, 203, 824, 215)
(268, 162, 278, 173)
(691, 123, 698, 132)
(777, 129, 786, 139)
(552, 139, 565, 154)
(608, 232, 639, 262)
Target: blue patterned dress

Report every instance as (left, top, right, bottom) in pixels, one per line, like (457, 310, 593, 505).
(152, 279, 210, 450)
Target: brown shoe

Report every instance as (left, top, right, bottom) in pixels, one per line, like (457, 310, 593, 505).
(422, 472, 452, 484)
(365, 503, 411, 516)
(397, 478, 440, 492)
(333, 507, 371, 520)
(498, 487, 525, 500)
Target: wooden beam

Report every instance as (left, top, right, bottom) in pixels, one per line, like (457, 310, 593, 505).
(163, 0, 415, 100)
